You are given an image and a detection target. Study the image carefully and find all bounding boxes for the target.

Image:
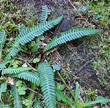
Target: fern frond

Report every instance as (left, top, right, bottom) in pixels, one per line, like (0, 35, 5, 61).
(5, 16, 63, 60)
(43, 28, 101, 52)
(40, 5, 51, 23)
(11, 85, 22, 108)
(11, 71, 40, 85)
(0, 30, 6, 59)
(0, 60, 11, 70)
(38, 62, 56, 108)
(2, 67, 32, 75)
(56, 88, 73, 107)
(0, 82, 7, 101)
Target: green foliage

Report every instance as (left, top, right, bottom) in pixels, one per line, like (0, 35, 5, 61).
(84, 96, 110, 106)
(92, 35, 110, 89)
(73, 82, 85, 108)
(23, 99, 30, 106)
(2, 67, 32, 75)
(38, 62, 56, 108)
(3, 22, 19, 37)
(0, 82, 7, 101)
(11, 60, 22, 68)
(73, 82, 110, 108)
(52, 64, 61, 71)
(89, 1, 110, 26)
(57, 83, 64, 91)
(0, 30, 6, 60)
(16, 80, 27, 95)
(97, 96, 110, 105)
(11, 85, 22, 108)
(85, 89, 97, 101)
(0, 0, 24, 39)
(11, 71, 40, 85)
(5, 16, 63, 60)
(30, 36, 43, 54)
(75, 82, 80, 107)
(33, 58, 40, 63)
(56, 88, 73, 107)
(43, 28, 101, 52)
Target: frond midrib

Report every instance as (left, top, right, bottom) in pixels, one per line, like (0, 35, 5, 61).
(42, 63, 51, 100)
(43, 63, 51, 103)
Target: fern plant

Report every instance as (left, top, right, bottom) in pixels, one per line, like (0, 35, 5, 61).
(0, 5, 107, 108)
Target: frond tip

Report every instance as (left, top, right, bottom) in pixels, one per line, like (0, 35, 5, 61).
(38, 62, 56, 108)
(40, 5, 51, 23)
(43, 28, 101, 52)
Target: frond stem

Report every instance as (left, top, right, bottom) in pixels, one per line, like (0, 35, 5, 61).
(57, 72, 75, 99)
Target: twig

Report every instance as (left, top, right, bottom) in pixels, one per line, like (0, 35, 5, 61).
(23, 84, 43, 98)
(74, 60, 91, 75)
(80, 79, 93, 89)
(68, 0, 76, 9)
(76, 17, 87, 21)
(57, 72, 75, 99)
(16, 58, 37, 71)
(25, 61, 37, 72)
